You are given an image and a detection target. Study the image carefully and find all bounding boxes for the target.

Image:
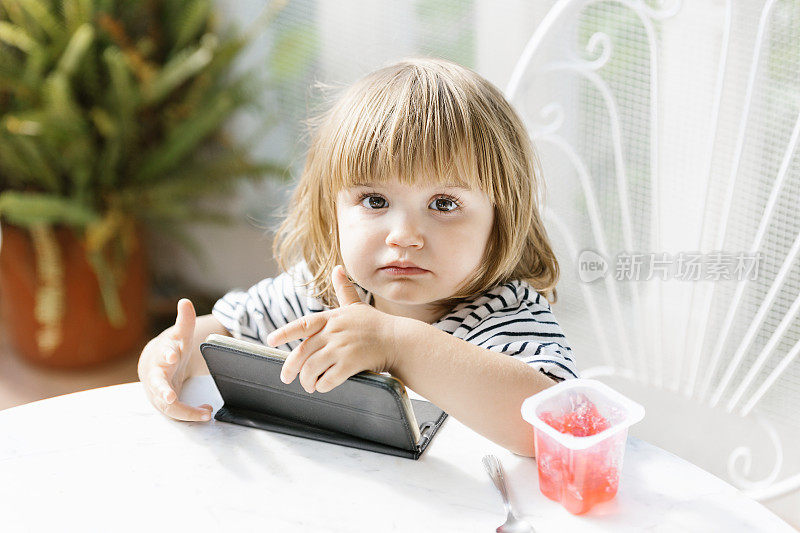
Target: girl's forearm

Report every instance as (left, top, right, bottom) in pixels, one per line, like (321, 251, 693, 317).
(389, 318, 555, 457)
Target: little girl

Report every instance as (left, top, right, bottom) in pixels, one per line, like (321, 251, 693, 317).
(138, 57, 579, 457)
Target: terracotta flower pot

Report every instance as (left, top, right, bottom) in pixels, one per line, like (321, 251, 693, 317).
(0, 223, 149, 368)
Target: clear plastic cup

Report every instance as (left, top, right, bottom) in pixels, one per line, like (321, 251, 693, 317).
(521, 379, 645, 514)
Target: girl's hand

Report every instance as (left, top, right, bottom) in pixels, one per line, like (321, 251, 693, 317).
(266, 265, 405, 394)
(137, 298, 214, 421)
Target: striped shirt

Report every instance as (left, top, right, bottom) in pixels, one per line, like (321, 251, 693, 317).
(211, 261, 579, 383)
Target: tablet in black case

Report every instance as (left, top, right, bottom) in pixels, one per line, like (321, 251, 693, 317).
(199, 334, 448, 459)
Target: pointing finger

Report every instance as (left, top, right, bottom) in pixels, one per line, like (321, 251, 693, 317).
(267, 313, 327, 348)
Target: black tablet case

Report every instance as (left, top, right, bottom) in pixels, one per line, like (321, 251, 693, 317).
(200, 339, 448, 460)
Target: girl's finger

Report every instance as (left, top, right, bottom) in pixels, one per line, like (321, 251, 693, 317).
(298, 349, 337, 394)
(171, 298, 197, 352)
(281, 332, 325, 385)
(148, 367, 175, 403)
(267, 312, 327, 348)
(161, 340, 181, 367)
(331, 265, 363, 306)
(162, 400, 214, 422)
(314, 362, 349, 394)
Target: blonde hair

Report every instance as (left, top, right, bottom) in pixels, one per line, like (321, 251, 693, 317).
(272, 57, 559, 319)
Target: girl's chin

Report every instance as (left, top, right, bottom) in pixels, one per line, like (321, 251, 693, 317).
(372, 290, 432, 306)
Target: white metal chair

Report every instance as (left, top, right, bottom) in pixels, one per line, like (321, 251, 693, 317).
(505, 0, 800, 504)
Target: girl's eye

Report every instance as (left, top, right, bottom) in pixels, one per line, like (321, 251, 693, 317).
(359, 194, 387, 210)
(431, 197, 460, 212)
(357, 193, 462, 214)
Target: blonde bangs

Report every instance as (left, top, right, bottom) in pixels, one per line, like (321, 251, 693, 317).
(321, 61, 502, 205)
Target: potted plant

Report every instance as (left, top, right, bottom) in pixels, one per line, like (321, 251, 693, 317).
(0, 0, 287, 368)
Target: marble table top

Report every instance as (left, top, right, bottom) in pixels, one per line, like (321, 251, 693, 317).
(0, 375, 793, 532)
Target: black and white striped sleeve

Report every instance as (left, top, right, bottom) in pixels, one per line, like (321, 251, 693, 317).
(463, 298, 579, 383)
(211, 265, 325, 351)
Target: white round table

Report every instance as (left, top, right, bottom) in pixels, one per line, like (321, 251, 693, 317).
(0, 376, 793, 532)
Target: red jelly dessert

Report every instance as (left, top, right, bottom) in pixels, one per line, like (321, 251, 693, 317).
(535, 396, 620, 514)
(540, 397, 610, 436)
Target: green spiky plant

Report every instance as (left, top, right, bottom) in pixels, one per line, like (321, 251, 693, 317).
(0, 0, 288, 348)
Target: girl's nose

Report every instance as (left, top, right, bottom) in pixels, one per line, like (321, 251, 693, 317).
(385, 216, 423, 248)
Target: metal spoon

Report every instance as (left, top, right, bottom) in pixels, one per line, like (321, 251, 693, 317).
(482, 454, 535, 533)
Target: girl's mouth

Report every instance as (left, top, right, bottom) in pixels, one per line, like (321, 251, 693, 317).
(379, 267, 430, 276)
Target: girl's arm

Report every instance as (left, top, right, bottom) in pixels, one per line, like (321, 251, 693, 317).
(389, 319, 556, 457)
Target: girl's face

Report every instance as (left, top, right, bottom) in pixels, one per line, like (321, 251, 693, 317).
(336, 178, 494, 324)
